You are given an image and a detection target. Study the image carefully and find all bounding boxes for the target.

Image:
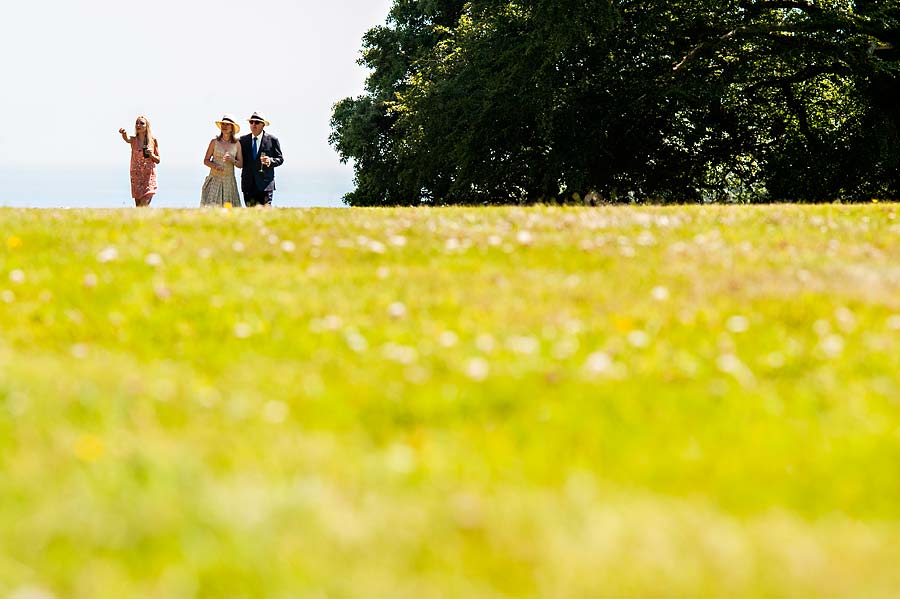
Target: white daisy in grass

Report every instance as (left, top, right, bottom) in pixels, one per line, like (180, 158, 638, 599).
(506, 335, 540, 355)
(475, 333, 496, 353)
(154, 285, 171, 300)
(716, 353, 755, 387)
(262, 400, 289, 424)
(344, 330, 368, 353)
(309, 315, 343, 333)
(726, 315, 750, 333)
(438, 331, 459, 347)
(96, 246, 118, 263)
(636, 230, 656, 246)
(819, 334, 845, 358)
(651, 285, 670, 301)
(234, 322, 252, 339)
(465, 357, 490, 381)
(388, 302, 407, 319)
(813, 319, 831, 337)
(887, 314, 900, 331)
(583, 351, 613, 375)
(627, 330, 650, 348)
(382, 343, 418, 364)
(834, 306, 857, 332)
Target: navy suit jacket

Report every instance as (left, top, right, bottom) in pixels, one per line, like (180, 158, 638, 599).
(239, 131, 283, 193)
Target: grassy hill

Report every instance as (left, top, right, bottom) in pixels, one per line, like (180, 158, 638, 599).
(2, 205, 899, 597)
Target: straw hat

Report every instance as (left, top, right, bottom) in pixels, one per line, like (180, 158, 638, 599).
(215, 114, 240, 134)
(248, 111, 270, 126)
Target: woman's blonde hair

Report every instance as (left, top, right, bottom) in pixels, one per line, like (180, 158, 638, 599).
(134, 115, 155, 148)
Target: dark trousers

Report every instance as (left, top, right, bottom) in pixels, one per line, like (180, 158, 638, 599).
(244, 189, 273, 207)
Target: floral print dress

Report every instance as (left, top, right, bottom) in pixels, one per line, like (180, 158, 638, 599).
(200, 139, 242, 207)
(130, 137, 158, 200)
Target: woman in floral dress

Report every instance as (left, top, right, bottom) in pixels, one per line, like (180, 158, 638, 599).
(118, 115, 159, 207)
(201, 115, 243, 207)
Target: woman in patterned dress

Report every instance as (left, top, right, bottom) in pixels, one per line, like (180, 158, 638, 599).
(118, 115, 160, 207)
(201, 115, 243, 207)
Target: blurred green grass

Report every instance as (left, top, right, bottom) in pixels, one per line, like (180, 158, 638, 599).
(1, 205, 900, 598)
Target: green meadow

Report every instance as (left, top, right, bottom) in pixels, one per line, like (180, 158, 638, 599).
(2, 205, 900, 598)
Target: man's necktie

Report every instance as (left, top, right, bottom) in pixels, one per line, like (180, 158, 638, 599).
(252, 137, 258, 160)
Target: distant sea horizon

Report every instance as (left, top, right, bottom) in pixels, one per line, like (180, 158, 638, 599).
(0, 164, 351, 209)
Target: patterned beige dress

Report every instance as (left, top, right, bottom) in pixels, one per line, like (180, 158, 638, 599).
(200, 139, 242, 207)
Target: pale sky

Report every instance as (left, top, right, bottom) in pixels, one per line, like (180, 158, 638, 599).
(0, 0, 394, 207)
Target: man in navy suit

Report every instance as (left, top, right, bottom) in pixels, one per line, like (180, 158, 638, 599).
(239, 112, 284, 207)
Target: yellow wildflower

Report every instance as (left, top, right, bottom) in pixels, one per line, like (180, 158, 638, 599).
(75, 435, 105, 463)
(613, 316, 634, 333)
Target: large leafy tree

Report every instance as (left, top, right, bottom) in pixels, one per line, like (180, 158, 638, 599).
(331, 0, 900, 204)
(329, 0, 467, 205)
(673, 0, 900, 201)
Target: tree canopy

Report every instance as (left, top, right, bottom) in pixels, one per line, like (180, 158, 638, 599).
(330, 0, 900, 205)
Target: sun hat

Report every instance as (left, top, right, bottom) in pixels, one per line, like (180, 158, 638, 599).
(248, 111, 270, 126)
(215, 114, 240, 134)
